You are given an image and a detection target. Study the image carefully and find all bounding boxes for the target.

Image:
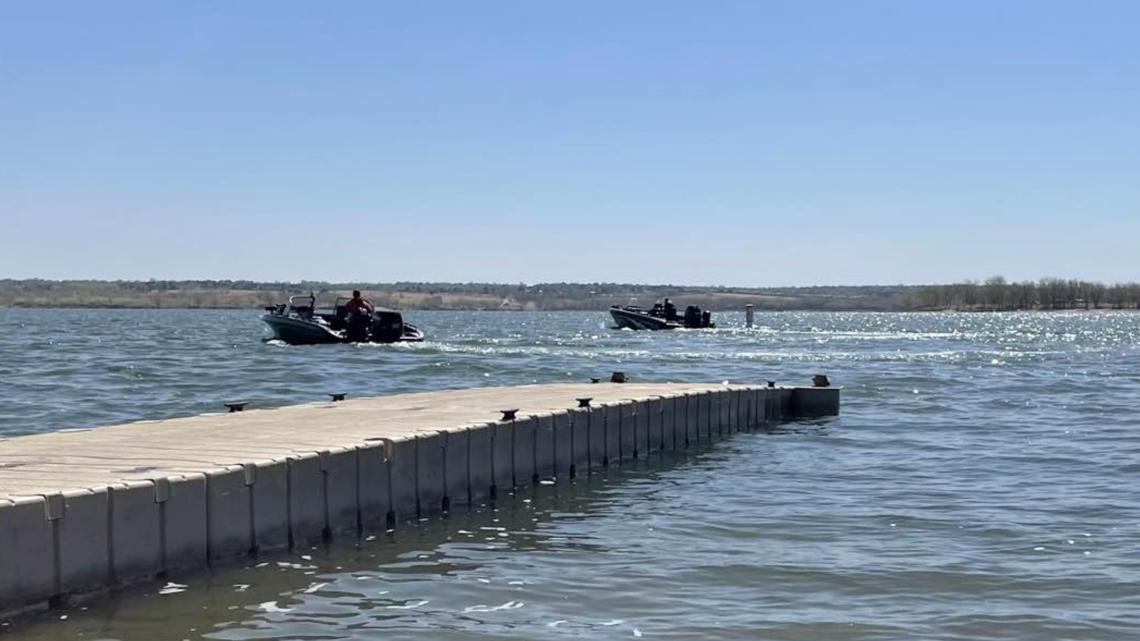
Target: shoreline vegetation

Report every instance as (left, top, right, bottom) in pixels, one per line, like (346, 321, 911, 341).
(2, 278, 1139, 312)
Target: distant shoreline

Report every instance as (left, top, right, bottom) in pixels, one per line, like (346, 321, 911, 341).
(0, 279, 905, 312)
(2, 278, 1137, 312)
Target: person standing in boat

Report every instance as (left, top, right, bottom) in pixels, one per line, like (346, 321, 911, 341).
(344, 290, 374, 315)
(663, 298, 678, 321)
(343, 290, 375, 342)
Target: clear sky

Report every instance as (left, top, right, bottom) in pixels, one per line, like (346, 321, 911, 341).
(2, 1, 1137, 286)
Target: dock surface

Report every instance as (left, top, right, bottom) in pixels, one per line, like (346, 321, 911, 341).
(0, 381, 838, 616)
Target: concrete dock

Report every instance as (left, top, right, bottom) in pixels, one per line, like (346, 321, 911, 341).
(0, 381, 839, 616)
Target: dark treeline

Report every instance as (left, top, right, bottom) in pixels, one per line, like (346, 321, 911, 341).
(0, 279, 906, 310)
(900, 277, 1140, 311)
(3, 278, 1139, 311)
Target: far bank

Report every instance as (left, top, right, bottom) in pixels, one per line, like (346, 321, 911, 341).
(3, 278, 1139, 312)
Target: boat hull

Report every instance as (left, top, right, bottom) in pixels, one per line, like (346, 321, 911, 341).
(609, 307, 676, 331)
(400, 324, 425, 342)
(262, 314, 427, 345)
(261, 314, 344, 344)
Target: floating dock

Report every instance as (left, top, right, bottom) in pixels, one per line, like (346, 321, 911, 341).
(0, 381, 838, 615)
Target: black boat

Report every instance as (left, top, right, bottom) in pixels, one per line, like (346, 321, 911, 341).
(262, 293, 424, 345)
(610, 300, 715, 330)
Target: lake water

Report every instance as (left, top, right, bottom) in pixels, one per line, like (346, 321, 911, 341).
(2, 309, 1139, 640)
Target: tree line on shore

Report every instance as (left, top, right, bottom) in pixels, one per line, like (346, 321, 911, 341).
(0, 279, 904, 311)
(899, 277, 1140, 311)
(2, 278, 1139, 311)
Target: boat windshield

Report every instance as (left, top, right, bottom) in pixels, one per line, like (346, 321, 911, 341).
(287, 293, 316, 309)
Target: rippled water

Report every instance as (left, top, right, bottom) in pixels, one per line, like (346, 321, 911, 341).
(3, 310, 1140, 640)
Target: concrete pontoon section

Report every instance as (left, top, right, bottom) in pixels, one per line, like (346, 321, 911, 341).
(0, 382, 839, 615)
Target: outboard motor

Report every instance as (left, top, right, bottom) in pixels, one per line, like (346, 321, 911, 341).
(684, 306, 701, 328)
(701, 310, 712, 328)
(369, 310, 405, 343)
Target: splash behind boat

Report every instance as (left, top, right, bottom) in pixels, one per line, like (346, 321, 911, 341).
(610, 301, 715, 331)
(262, 293, 424, 345)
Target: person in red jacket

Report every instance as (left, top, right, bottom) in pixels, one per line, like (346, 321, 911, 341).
(344, 290, 374, 315)
(342, 290, 375, 342)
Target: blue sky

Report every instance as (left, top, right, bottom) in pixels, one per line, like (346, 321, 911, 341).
(2, 1, 1137, 286)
